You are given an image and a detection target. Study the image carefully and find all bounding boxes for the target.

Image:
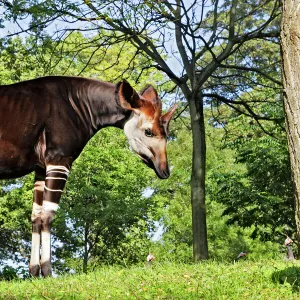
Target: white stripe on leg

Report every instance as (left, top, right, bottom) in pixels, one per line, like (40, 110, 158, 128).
(34, 180, 45, 191)
(40, 201, 59, 276)
(42, 200, 59, 212)
(30, 202, 43, 275)
(40, 230, 51, 266)
(30, 232, 41, 267)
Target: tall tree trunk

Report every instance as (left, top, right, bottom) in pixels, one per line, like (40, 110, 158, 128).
(281, 0, 300, 257)
(189, 91, 208, 260)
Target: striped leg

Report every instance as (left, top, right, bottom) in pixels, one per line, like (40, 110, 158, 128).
(40, 165, 69, 277)
(29, 167, 46, 277)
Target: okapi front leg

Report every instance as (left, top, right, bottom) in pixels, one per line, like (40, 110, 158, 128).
(40, 165, 69, 277)
(29, 168, 45, 277)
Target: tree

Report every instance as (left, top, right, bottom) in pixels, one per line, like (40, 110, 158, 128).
(212, 128, 294, 242)
(150, 115, 284, 262)
(1, 0, 281, 261)
(281, 0, 300, 256)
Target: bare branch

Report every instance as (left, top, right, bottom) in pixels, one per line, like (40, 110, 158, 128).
(218, 64, 282, 86)
(203, 93, 283, 124)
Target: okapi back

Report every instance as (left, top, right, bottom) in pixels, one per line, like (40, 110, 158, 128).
(0, 76, 128, 179)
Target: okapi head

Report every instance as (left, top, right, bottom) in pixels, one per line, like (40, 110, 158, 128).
(116, 80, 177, 179)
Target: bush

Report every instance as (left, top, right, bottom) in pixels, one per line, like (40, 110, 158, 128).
(0, 266, 18, 281)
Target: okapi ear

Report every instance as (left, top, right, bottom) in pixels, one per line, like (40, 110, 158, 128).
(140, 85, 160, 108)
(162, 104, 178, 132)
(116, 80, 143, 110)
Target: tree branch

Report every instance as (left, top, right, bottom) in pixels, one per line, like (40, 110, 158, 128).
(218, 64, 282, 86)
(203, 93, 283, 122)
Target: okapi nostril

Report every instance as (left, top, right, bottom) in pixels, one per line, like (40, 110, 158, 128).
(162, 169, 170, 178)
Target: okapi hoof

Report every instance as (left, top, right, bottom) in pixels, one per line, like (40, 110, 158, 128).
(41, 261, 52, 277)
(29, 265, 40, 277)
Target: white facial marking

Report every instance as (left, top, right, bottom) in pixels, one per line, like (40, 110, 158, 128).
(124, 111, 169, 178)
(124, 113, 157, 158)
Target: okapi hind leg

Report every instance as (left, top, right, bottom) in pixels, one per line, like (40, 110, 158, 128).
(29, 167, 46, 277)
(40, 165, 70, 277)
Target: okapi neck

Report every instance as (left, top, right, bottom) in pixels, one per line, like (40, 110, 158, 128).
(65, 77, 131, 132)
(88, 89, 133, 130)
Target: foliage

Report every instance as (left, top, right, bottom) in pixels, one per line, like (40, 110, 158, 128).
(0, 32, 166, 88)
(0, 1, 292, 269)
(0, 0, 283, 261)
(0, 266, 29, 281)
(1, 261, 300, 298)
(0, 176, 33, 263)
(210, 114, 294, 242)
(53, 128, 154, 272)
(273, 266, 300, 292)
(148, 115, 291, 262)
(0, 266, 18, 281)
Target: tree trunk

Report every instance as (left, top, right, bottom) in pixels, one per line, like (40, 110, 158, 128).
(281, 0, 300, 257)
(189, 91, 208, 261)
(83, 223, 89, 273)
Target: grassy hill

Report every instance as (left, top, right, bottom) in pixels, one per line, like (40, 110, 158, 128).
(1, 260, 300, 299)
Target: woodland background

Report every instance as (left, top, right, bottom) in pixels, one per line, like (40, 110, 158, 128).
(0, 0, 296, 277)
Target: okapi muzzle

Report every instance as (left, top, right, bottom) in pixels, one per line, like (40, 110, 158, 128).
(117, 80, 177, 179)
(0, 75, 177, 277)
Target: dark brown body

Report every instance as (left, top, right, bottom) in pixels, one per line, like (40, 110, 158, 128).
(0, 76, 176, 277)
(0, 76, 129, 179)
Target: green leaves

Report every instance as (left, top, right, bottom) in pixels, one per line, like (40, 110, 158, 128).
(149, 114, 291, 261)
(53, 128, 154, 272)
(0, 176, 32, 263)
(211, 121, 294, 242)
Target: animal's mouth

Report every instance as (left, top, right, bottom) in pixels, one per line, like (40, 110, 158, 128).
(137, 153, 153, 168)
(137, 153, 169, 179)
(132, 139, 154, 168)
(131, 139, 169, 179)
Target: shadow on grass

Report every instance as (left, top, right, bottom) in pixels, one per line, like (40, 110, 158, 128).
(272, 266, 300, 292)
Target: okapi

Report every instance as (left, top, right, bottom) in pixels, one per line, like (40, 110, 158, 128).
(0, 76, 177, 277)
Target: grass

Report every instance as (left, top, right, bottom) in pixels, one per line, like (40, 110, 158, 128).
(1, 260, 300, 299)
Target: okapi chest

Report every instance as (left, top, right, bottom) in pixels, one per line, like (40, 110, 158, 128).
(0, 75, 177, 277)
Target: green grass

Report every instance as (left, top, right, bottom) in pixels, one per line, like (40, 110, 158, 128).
(1, 260, 300, 299)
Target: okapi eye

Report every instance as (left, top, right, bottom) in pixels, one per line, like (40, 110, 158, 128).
(145, 129, 153, 137)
